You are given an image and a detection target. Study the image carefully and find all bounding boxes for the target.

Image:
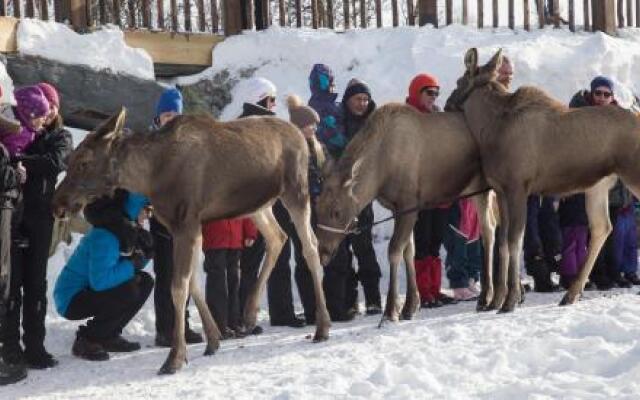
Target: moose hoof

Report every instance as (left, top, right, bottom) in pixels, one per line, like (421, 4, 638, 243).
(497, 303, 516, 314)
(559, 292, 580, 306)
(400, 312, 413, 321)
(158, 361, 179, 375)
(204, 343, 219, 356)
(313, 332, 329, 343)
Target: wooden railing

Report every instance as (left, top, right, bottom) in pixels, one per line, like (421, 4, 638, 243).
(0, 0, 628, 35)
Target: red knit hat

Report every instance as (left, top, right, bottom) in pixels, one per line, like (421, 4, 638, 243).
(37, 82, 59, 108)
(406, 73, 439, 111)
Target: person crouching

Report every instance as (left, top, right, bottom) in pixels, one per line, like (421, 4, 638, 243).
(53, 192, 154, 361)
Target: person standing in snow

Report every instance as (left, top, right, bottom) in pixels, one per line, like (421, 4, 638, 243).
(405, 73, 456, 308)
(202, 214, 257, 339)
(568, 76, 639, 289)
(1, 83, 72, 370)
(54, 192, 154, 361)
(236, 77, 307, 331)
(148, 88, 204, 347)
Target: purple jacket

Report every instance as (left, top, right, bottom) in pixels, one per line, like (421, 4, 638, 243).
(308, 64, 345, 159)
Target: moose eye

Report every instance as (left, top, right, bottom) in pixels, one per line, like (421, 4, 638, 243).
(332, 209, 341, 220)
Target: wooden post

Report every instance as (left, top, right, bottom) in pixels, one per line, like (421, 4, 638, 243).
(391, 0, 398, 26)
(446, 0, 452, 25)
(375, 0, 382, 26)
(536, 0, 544, 27)
(637, 0, 640, 27)
(113, 0, 122, 26)
(584, 0, 590, 30)
(99, 0, 107, 24)
(143, 0, 152, 28)
(418, 0, 436, 26)
(55, 0, 64, 22)
(477, 0, 483, 28)
(184, 0, 192, 31)
(12, 0, 20, 17)
(327, 0, 334, 28)
(261, 0, 270, 28)
(69, 0, 89, 29)
(0, 0, 6, 16)
(493, 0, 498, 27)
(462, 0, 468, 24)
(352, 0, 357, 27)
(524, 0, 530, 29)
(552, 0, 560, 27)
(627, 0, 633, 25)
(343, 0, 350, 28)
(407, 0, 414, 25)
(508, 0, 514, 28)
(211, 0, 219, 31)
(278, 0, 285, 25)
(312, 0, 318, 28)
(127, 0, 135, 27)
(197, 0, 205, 31)
(360, 0, 366, 27)
(157, 0, 165, 29)
(295, 0, 301, 27)
(592, 0, 616, 34)
(26, 0, 34, 17)
(569, 0, 575, 31)
(40, 0, 49, 19)
(224, 0, 242, 34)
(617, 0, 624, 27)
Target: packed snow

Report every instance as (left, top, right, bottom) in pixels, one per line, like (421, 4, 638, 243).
(17, 19, 155, 80)
(7, 22, 640, 399)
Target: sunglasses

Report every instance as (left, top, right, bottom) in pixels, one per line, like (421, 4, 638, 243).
(423, 89, 440, 98)
(593, 90, 612, 98)
(266, 96, 276, 102)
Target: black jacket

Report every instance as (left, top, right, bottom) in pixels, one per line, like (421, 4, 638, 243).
(239, 102, 275, 118)
(0, 143, 17, 197)
(17, 115, 72, 215)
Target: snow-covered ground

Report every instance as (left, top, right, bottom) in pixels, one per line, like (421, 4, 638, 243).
(7, 20, 640, 399)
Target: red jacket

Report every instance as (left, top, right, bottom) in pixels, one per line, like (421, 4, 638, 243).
(202, 218, 258, 250)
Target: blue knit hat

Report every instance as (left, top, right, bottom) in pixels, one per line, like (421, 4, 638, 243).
(156, 87, 183, 117)
(590, 76, 614, 93)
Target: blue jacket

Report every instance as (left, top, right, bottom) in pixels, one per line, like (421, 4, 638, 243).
(54, 192, 149, 316)
(308, 64, 346, 159)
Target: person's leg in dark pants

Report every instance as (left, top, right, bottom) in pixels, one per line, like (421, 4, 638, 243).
(204, 249, 231, 335)
(239, 234, 265, 334)
(20, 214, 56, 368)
(268, 238, 297, 325)
(323, 240, 354, 321)
(1, 242, 24, 365)
(290, 222, 316, 324)
(414, 210, 433, 304)
(226, 250, 242, 331)
(350, 204, 382, 313)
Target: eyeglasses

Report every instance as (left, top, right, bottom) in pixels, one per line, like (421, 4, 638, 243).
(266, 96, 276, 103)
(423, 89, 440, 98)
(593, 90, 612, 99)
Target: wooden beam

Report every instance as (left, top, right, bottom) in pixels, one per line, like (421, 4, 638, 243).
(391, 0, 398, 26)
(478, 0, 483, 28)
(343, 0, 350, 28)
(418, 0, 436, 26)
(360, 0, 366, 27)
(0, 17, 17, 52)
(462, 0, 468, 24)
(627, 0, 633, 26)
(327, 0, 334, 28)
(584, 0, 590, 30)
(375, 0, 382, 27)
(157, 0, 165, 29)
(123, 31, 224, 65)
(569, 0, 575, 31)
(445, 0, 452, 25)
(508, 0, 514, 28)
(592, 0, 616, 34)
(69, 0, 87, 29)
(524, 0, 530, 30)
(617, 0, 624, 27)
(40, 0, 49, 20)
(493, 0, 498, 27)
(224, 0, 242, 34)
(279, 0, 285, 25)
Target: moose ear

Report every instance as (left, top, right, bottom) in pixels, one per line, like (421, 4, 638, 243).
(464, 48, 479, 74)
(95, 107, 127, 140)
(486, 48, 503, 73)
(343, 158, 363, 189)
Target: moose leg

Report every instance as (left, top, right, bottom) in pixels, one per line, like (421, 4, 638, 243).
(384, 211, 416, 322)
(488, 190, 510, 311)
(561, 183, 612, 305)
(500, 190, 527, 313)
(284, 199, 331, 341)
(159, 228, 199, 375)
(188, 236, 221, 355)
(243, 207, 287, 330)
(399, 213, 420, 320)
(474, 191, 497, 311)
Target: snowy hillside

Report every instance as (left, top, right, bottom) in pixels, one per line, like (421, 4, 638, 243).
(7, 22, 640, 399)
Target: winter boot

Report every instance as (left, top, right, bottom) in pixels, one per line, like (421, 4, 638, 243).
(24, 347, 58, 369)
(527, 258, 560, 292)
(625, 272, 640, 285)
(72, 334, 109, 361)
(185, 326, 204, 344)
(99, 336, 141, 353)
(414, 258, 433, 305)
(614, 273, 633, 288)
(0, 356, 26, 385)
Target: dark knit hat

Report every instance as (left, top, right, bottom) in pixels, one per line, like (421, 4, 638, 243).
(37, 82, 59, 108)
(342, 78, 372, 103)
(156, 87, 183, 117)
(590, 76, 614, 93)
(287, 95, 320, 129)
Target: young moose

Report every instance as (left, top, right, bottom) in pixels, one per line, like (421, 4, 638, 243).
(52, 109, 331, 374)
(445, 48, 640, 312)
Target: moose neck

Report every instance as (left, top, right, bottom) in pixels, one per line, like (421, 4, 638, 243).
(464, 83, 510, 138)
(340, 149, 382, 218)
(110, 133, 157, 197)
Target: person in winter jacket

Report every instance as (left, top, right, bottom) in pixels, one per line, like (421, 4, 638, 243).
(524, 195, 562, 292)
(557, 194, 589, 289)
(0, 83, 25, 385)
(148, 87, 204, 347)
(202, 217, 257, 339)
(54, 192, 154, 362)
(237, 77, 304, 332)
(1, 82, 72, 370)
(568, 76, 638, 289)
(308, 64, 346, 159)
(406, 73, 456, 308)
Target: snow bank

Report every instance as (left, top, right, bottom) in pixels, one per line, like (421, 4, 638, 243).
(181, 25, 640, 121)
(17, 19, 154, 80)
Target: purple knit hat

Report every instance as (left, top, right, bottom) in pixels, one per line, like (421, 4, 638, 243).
(14, 86, 50, 123)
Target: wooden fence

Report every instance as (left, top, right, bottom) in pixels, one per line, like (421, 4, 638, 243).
(0, 0, 627, 35)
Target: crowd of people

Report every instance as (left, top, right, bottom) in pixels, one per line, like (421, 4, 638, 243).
(1, 59, 639, 386)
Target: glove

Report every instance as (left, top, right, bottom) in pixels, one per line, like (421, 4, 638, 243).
(131, 249, 147, 270)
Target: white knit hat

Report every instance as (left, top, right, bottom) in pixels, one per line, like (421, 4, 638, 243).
(0, 62, 15, 106)
(245, 77, 277, 104)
